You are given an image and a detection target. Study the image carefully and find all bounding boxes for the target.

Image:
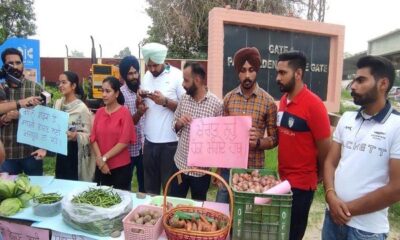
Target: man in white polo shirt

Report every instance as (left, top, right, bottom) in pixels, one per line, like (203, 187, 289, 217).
(323, 55, 400, 239)
(138, 42, 185, 194)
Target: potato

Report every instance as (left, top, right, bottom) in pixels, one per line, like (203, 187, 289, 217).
(142, 210, 151, 217)
(152, 211, 161, 219)
(150, 219, 157, 225)
(251, 169, 260, 177)
(145, 222, 153, 226)
(143, 215, 152, 223)
(130, 212, 140, 222)
(232, 173, 239, 184)
(136, 217, 144, 225)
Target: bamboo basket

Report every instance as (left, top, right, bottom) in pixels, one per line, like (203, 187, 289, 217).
(162, 169, 233, 240)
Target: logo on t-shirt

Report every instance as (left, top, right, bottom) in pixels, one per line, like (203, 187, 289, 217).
(371, 131, 386, 140)
(288, 117, 294, 128)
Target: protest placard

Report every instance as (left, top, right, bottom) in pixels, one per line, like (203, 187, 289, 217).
(187, 116, 251, 168)
(17, 105, 68, 155)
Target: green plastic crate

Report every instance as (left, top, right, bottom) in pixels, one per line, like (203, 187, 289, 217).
(230, 169, 292, 240)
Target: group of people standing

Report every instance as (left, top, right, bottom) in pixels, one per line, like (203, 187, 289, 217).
(0, 42, 398, 240)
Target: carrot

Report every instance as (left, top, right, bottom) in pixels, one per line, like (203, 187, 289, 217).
(186, 220, 192, 231)
(197, 219, 203, 232)
(211, 221, 217, 231)
(179, 220, 186, 229)
(200, 215, 211, 225)
(192, 221, 197, 231)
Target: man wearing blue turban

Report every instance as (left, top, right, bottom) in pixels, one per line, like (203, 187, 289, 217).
(119, 55, 146, 193)
(138, 42, 185, 195)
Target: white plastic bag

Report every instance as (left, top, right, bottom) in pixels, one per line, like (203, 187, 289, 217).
(61, 186, 132, 236)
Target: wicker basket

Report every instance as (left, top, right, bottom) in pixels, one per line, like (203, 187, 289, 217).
(123, 205, 163, 240)
(162, 169, 234, 240)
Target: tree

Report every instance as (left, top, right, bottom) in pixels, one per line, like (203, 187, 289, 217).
(144, 0, 327, 59)
(0, 0, 36, 40)
(114, 47, 132, 58)
(305, 0, 326, 21)
(70, 50, 84, 58)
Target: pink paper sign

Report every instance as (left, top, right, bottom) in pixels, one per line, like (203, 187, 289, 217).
(0, 219, 49, 240)
(187, 116, 251, 168)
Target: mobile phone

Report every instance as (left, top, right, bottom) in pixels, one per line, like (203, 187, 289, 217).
(139, 90, 153, 98)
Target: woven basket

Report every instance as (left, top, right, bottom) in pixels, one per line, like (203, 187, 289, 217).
(162, 169, 233, 240)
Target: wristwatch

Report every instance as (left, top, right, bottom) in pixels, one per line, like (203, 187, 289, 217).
(102, 156, 107, 162)
(16, 100, 21, 110)
(256, 139, 261, 149)
(162, 98, 168, 107)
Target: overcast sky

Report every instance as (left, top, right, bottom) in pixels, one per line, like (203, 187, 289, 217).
(32, 0, 399, 58)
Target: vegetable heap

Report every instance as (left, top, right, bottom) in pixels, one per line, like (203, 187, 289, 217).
(168, 211, 227, 232)
(231, 170, 281, 193)
(0, 173, 42, 216)
(33, 193, 62, 204)
(71, 187, 122, 208)
(129, 208, 162, 233)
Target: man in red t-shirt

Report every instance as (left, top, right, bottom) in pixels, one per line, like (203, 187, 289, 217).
(276, 51, 331, 240)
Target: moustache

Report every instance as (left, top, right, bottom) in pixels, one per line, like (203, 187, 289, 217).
(351, 91, 360, 98)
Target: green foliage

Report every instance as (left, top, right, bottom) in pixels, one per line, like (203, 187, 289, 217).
(0, 0, 36, 39)
(341, 88, 352, 100)
(44, 85, 62, 107)
(144, 0, 308, 59)
(113, 47, 132, 59)
(70, 50, 84, 58)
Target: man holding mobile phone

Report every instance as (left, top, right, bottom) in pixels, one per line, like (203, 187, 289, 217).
(137, 42, 185, 195)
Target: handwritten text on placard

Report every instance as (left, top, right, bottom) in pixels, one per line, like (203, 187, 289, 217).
(187, 116, 251, 168)
(17, 105, 68, 155)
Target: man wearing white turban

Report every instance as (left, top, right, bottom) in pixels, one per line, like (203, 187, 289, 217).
(137, 42, 186, 195)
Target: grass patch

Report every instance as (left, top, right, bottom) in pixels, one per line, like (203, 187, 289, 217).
(341, 88, 352, 100)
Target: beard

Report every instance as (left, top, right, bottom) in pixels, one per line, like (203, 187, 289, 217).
(126, 78, 140, 93)
(241, 78, 255, 90)
(351, 85, 378, 106)
(278, 76, 296, 93)
(185, 84, 197, 97)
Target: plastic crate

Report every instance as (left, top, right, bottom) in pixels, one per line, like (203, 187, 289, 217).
(230, 169, 292, 240)
(122, 204, 163, 240)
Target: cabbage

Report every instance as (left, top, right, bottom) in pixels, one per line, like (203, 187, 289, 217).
(18, 193, 33, 208)
(0, 180, 15, 199)
(14, 174, 31, 196)
(0, 198, 21, 216)
(29, 185, 42, 197)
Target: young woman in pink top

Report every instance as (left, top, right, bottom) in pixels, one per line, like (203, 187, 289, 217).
(90, 76, 136, 190)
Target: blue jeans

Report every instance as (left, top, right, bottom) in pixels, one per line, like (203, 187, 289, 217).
(216, 168, 230, 203)
(322, 210, 388, 240)
(0, 156, 43, 175)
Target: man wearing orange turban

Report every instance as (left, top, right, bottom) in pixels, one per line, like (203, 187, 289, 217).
(214, 47, 278, 203)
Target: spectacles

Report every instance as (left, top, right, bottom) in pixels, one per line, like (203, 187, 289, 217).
(5, 61, 22, 66)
